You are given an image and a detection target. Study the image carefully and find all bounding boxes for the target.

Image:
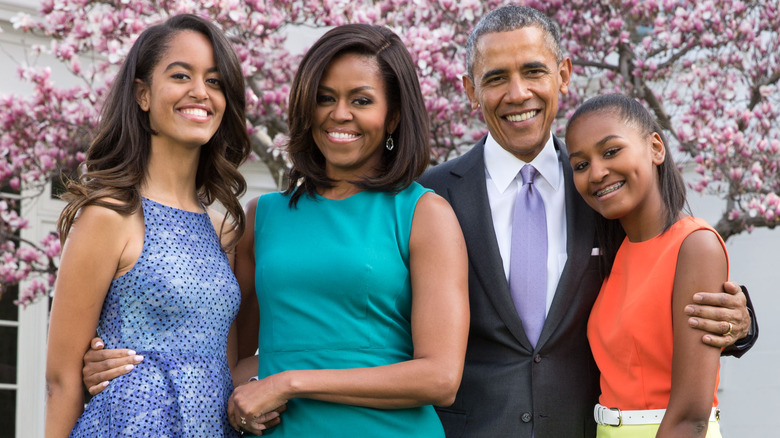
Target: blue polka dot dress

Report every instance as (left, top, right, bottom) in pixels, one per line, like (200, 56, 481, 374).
(70, 198, 241, 437)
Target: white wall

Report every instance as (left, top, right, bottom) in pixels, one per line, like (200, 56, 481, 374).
(687, 190, 780, 436)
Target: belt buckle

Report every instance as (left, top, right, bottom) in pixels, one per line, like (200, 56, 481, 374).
(609, 407, 622, 427)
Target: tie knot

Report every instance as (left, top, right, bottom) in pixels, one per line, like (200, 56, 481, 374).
(520, 164, 538, 185)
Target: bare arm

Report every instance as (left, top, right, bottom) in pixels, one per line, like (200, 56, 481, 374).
(46, 206, 135, 437)
(227, 192, 469, 429)
(657, 230, 726, 438)
(230, 197, 261, 375)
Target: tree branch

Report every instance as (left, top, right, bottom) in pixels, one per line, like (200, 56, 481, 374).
(248, 130, 289, 190)
(572, 59, 619, 71)
(714, 214, 780, 241)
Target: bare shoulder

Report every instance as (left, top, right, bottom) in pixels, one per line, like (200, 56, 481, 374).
(674, 228, 728, 294)
(244, 196, 260, 220)
(236, 196, 260, 247)
(62, 200, 143, 278)
(411, 192, 463, 241)
(679, 229, 726, 265)
(414, 191, 455, 217)
(71, 202, 136, 236)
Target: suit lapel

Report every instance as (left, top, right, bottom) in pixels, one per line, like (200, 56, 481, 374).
(536, 136, 597, 348)
(447, 140, 532, 349)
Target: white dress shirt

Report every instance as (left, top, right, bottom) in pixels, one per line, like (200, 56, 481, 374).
(484, 133, 568, 315)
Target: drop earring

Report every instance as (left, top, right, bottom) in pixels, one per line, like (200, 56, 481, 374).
(385, 134, 394, 151)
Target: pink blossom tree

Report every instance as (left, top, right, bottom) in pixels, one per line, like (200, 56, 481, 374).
(2, 0, 778, 305)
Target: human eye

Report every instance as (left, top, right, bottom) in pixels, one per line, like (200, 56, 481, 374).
(525, 64, 550, 78)
(604, 147, 621, 158)
(171, 72, 190, 80)
(352, 97, 373, 106)
(316, 94, 335, 105)
(483, 75, 504, 86)
(572, 160, 589, 172)
(206, 77, 222, 87)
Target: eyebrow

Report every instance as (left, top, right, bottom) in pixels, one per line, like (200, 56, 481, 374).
(317, 85, 376, 94)
(480, 61, 550, 82)
(568, 135, 622, 158)
(163, 61, 219, 73)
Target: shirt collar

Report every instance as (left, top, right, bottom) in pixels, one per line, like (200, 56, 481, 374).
(484, 132, 561, 194)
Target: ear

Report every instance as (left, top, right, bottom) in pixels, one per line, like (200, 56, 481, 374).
(386, 109, 401, 135)
(462, 75, 480, 110)
(558, 57, 572, 96)
(650, 132, 666, 165)
(135, 78, 150, 112)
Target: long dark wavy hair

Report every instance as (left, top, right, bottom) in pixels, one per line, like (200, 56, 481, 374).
(58, 14, 250, 250)
(284, 24, 430, 207)
(566, 94, 688, 275)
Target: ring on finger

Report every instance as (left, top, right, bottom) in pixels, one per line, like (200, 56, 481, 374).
(724, 322, 733, 336)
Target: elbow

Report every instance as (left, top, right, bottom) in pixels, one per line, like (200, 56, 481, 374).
(45, 371, 83, 406)
(45, 373, 64, 400)
(661, 411, 714, 437)
(428, 369, 462, 407)
(669, 419, 710, 437)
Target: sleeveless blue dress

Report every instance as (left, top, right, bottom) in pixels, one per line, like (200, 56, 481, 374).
(70, 198, 241, 437)
(250, 183, 445, 437)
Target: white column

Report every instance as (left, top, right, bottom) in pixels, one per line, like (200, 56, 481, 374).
(17, 183, 63, 438)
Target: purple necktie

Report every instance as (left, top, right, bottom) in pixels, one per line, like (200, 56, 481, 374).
(509, 164, 547, 348)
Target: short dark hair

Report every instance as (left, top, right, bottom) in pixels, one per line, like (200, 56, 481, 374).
(284, 24, 429, 207)
(566, 93, 688, 273)
(59, 14, 250, 249)
(466, 5, 563, 79)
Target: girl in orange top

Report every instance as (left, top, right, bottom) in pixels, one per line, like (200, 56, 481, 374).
(565, 94, 726, 438)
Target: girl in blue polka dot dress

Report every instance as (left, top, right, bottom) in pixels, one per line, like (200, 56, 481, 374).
(46, 15, 251, 437)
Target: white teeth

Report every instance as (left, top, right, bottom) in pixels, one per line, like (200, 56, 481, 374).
(329, 132, 359, 139)
(596, 182, 624, 197)
(181, 108, 208, 117)
(506, 110, 538, 122)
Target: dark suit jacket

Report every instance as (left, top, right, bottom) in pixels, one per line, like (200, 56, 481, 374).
(418, 136, 603, 438)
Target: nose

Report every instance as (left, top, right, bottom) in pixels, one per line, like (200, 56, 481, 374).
(589, 160, 609, 183)
(330, 100, 353, 122)
(189, 79, 208, 100)
(506, 76, 533, 103)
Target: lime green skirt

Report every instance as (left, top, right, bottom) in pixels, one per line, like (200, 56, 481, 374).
(597, 421, 721, 437)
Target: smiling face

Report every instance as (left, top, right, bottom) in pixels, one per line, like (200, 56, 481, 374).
(312, 52, 397, 181)
(135, 30, 225, 151)
(566, 111, 667, 233)
(464, 26, 571, 162)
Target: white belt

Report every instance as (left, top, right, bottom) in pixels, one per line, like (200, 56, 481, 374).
(594, 403, 720, 426)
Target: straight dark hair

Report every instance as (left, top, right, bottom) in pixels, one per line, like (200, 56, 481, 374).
(284, 24, 430, 207)
(58, 14, 250, 250)
(566, 93, 688, 274)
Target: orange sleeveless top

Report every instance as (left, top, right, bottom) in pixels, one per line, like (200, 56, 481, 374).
(587, 217, 727, 409)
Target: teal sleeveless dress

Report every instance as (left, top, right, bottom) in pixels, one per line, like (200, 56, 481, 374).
(251, 183, 444, 437)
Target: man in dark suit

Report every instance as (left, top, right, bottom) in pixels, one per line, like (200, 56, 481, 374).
(417, 5, 755, 437)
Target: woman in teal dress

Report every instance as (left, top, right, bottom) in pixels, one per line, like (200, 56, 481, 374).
(228, 24, 469, 436)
